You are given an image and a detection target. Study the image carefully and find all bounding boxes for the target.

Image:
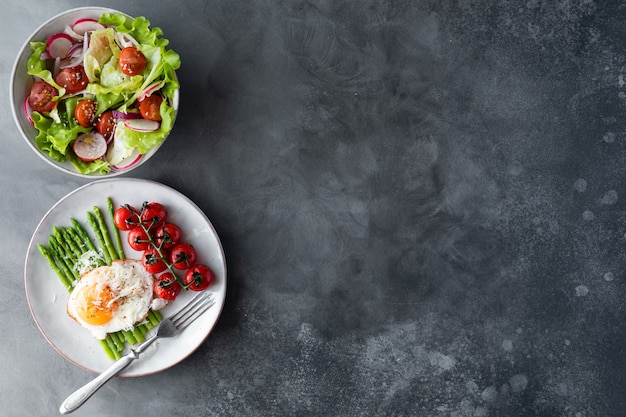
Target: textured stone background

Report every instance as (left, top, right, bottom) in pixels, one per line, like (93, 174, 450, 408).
(2, 1, 625, 416)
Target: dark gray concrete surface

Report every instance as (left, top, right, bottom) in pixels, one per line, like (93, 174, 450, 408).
(2, 1, 625, 416)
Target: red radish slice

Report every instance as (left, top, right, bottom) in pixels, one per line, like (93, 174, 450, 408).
(112, 152, 142, 171)
(23, 97, 34, 125)
(138, 80, 165, 102)
(72, 19, 105, 35)
(72, 132, 107, 162)
(123, 119, 160, 132)
(46, 33, 74, 59)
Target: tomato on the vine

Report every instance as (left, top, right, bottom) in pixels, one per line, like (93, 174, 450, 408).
(154, 272, 182, 300)
(184, 264, 214, 291)
(142, 247, 168, 274)
(127, 226, 150, 251)
(114, 206, 139, 230)
(55, 65, 88, 94)
(154, 223, 182, 250)
(28, 81, 58, 113)
(170, 242, 197, 270)
(141, 202, 167, 227)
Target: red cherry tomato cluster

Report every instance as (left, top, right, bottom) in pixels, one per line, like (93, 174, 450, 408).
(114, 201, 214, 301)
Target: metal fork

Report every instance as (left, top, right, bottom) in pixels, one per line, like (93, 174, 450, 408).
(59, 291, 215, 415)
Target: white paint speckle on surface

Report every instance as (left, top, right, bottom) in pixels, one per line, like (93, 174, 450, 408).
(600, 190, 618, 205)
(481, 386, 498, 403)
(573, 178, 587, 192)
(582, 210, 594, 221)
(509, 374, 528, 393)
(602, 132, 616, 143)
(575, 285, 589, 297)
(502, 339, 513, 352)
(603, 272, 614, 281)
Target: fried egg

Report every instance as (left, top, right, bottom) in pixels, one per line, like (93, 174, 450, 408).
(67, 259, 154, 340)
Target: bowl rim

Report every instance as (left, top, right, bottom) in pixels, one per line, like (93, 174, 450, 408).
(9, 7, 178, 179)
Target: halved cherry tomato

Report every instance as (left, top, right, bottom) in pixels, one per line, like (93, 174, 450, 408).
(141, 202, 167, 227)
(114, 205, 139, 230)
(170, 242, 197, 270)
(142, 247, 168, 274)
(118, 47, 147, 75)
(154, 223, 182, 250)
(55, 65, 88, 94)
(74, 99, 97, 127)
(127, 226, 150, 251)
(96, 110, 116, 139)
(28, 81, 58, 113)
(154, 272, 181, 300)
(184, 264, 214, 291)
(138, 94, 163, 121)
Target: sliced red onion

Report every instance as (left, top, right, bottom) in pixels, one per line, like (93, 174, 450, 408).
(59, 42, 85, 69)
(23, 97, 34, 125)
(114, 31, 139, 48)
(66, 42, 83, 58)
(53, 56, 61, 78)
(63, 24, 83, 41)
(138, 80, 165, 102)
(112, 110, 143, 120)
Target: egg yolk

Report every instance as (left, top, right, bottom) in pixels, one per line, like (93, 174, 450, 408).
(75, 283, 119, 325)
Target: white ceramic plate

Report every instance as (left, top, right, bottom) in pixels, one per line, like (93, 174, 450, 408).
(9, 7, 179, 178)
(24, 178, 226, 376)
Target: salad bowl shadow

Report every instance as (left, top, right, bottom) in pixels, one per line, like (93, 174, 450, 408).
(10, 7, 179, 178)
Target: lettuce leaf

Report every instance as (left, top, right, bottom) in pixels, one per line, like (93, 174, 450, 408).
(26, 42, 65, 94)
(32, 112, 90, 159)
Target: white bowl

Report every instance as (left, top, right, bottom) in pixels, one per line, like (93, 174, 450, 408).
(10, 7, 179, 178)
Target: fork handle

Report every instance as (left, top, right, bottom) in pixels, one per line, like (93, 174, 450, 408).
(59, 336, 157, 414)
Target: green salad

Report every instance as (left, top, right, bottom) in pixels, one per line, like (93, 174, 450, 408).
(25, 13, 181, 175)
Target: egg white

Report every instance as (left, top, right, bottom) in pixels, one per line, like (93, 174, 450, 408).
(67, 259, 154, 340)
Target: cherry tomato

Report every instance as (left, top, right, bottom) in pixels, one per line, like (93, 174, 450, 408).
(127, 226, 150, 251)
(96, 110, 116, 139)
(141, 202, 167, 227)
(154, 223, 182, 250)
(74, 99, 97, 128)
(153, 272, 181, 301)
(118, 47, 147, 75)
(142, 247, 168, 274)
(114, 205, 139, 230)
(170, 242, 197, 270)
(138, 94, 163, 121)
(55, 66, 88, 94)
(184, 264, 214, 291)
(28, 81, 58, 113)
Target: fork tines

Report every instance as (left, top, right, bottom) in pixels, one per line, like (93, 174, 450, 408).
(170, 292, 215, 329)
